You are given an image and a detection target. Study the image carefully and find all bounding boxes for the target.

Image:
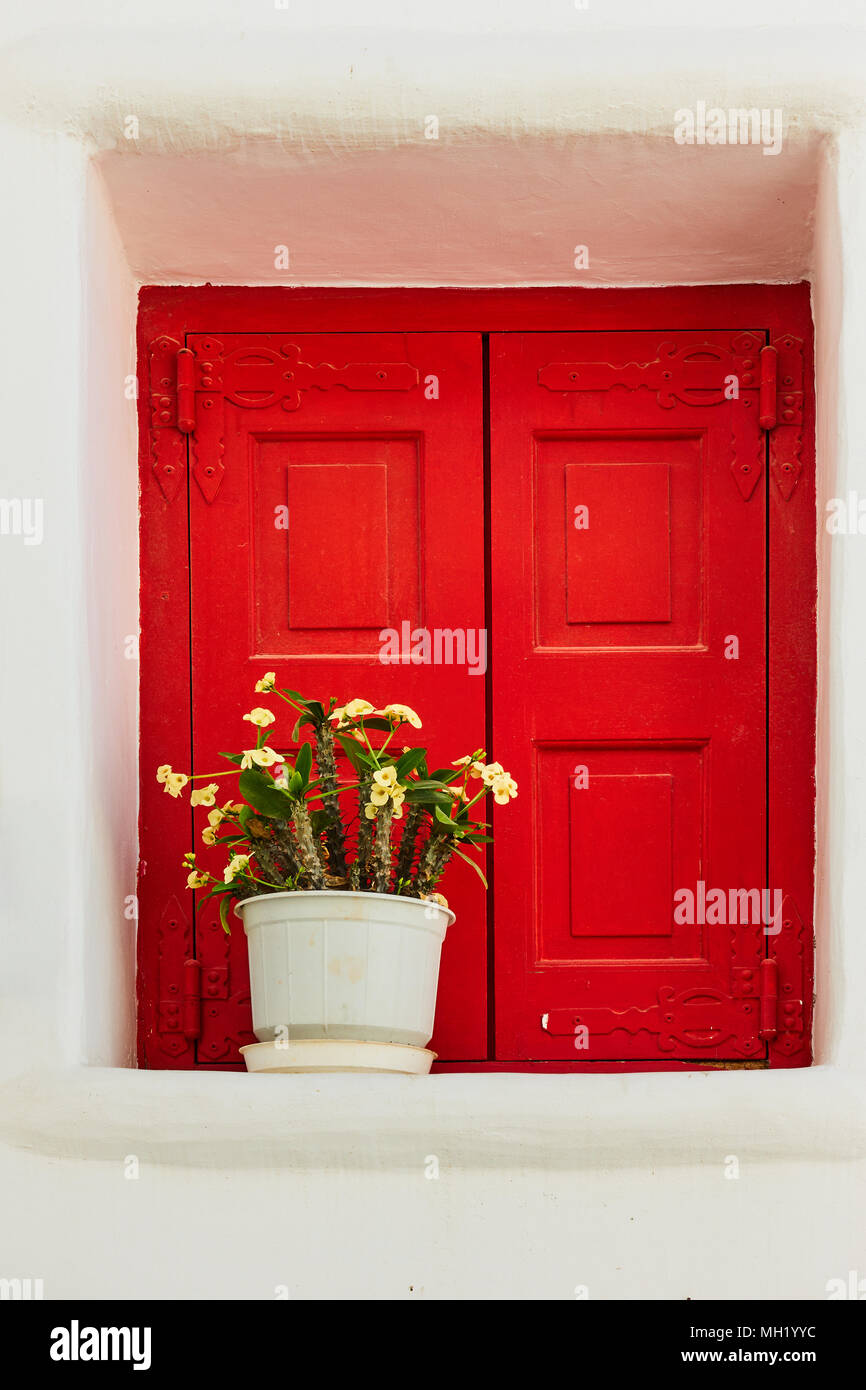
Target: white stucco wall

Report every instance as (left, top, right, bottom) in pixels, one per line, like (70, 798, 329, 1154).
(0, 1, 864, 1299)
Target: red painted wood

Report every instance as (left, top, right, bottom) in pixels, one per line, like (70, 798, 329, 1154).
(490, 329, 769, 1062)
(137, 329, 195, 1068)
(766, 312, 816, 1067)
(138, 286, 815, 1072)
(187, 332, 486, 1063)
(139, 284, 811, 335)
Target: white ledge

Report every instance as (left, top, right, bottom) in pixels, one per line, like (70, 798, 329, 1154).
(0, 1065, 864, 1171)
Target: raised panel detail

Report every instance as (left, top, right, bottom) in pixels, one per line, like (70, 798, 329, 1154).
(287, 463, 388, 629)
(533, 434, 704, 652)
(565, 462, 671, 624)
(252, 436, 421, 656)
(536, 742, 707, 967)
(569, 773, 672, 936)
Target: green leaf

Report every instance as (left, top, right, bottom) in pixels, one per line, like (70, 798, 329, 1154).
(219, 894, 233, 935)
(395, 747, 428, 778)
(288, 771, 304, 799)
(295, 741, 313, 787)
(219, 752, 244, 766)
(238, 768, 294, 819)
(336, 735, 372, 774)
(196, 883, 230, 907)
(290, 711, 318, 741)
(282, 690, 326, 725)
(404, 786, 454, 810)
(434, 805, 461, 832)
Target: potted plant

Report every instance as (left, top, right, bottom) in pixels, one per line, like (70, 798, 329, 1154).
(156, 679, 517, 1073)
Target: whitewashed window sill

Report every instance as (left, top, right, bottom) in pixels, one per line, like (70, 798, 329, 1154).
(0, 1066, 864, 1170)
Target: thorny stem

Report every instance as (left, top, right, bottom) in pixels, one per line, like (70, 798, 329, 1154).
(314, 722, 348, 879)
(249, 838, 292, 889)
(394, 803, 424, 892)
(372, 805, 394, 893)
(271, 824, 304, 880)
(292, 801, 326, 889)
(349, 776, 374, 890)
(415, 832, 455, 898)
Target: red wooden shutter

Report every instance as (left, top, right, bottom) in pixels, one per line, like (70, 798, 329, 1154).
(490, 330, 769, 1063)
(184, 332, 486, 1063)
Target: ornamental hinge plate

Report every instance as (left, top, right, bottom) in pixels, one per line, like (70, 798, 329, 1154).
(180, 957, 229, 1041)
(542, 984, 763, 1058)
(537, 330, 805, 502)
(765, 334, 805, 499)
(148, 336, 187, 503)
(156, 894, 193, 1057)
(176, 336, 421, 503)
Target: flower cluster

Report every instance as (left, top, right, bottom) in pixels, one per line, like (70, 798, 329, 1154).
(157, 682, 516, 930)
(454, 756, 519, 805)
(365, 766, 407, 820)
(156, 764, 188, 798)
(330, 700, 422, 730)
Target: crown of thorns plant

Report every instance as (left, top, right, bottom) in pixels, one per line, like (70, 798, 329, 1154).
(157, 678, 517, 931)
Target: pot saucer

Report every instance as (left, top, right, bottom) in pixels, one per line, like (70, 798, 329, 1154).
(240, 1039, 436, 1075)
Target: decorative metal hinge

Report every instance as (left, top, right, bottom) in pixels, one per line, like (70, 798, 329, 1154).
(762, 336, 805, 498)
(732, 944, 804, 1048)
(149, 336, 421, 503)
(541, 984, 763, 1057)
(148, 336, 188, 503)
(537, 331, 805, 499)
(758, 956, 779, 1040)
(180, 957, 229, 1041)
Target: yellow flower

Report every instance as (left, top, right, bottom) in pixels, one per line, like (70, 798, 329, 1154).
(243, 707, 275, 728)
(454, 756, 487, 779)
(491, 772, 518, 804)
(190, 782, 220, 807)
(157, 764, 189, 797)
(392, 801, 404, 820)
(330, 699, 375, 726)
(240, 747, 282, 769)
(201, 826, 218, 846)
(224, 854, 250, 884)
(381, 703, 422, 729)
(479, 760, 505, 787)
(364, 801, 379, 819)
(372, 766, 398, 789)
(187, 870, 209, 889)
(369, 766, 405, 811)
(255, 672, 276, 692)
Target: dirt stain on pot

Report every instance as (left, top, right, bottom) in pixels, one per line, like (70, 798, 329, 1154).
(327, 955, 366, 983)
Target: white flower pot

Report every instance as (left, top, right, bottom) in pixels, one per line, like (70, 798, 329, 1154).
(235, 890, 455, 1051)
